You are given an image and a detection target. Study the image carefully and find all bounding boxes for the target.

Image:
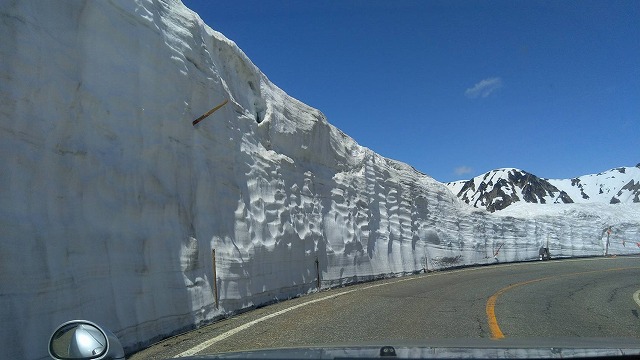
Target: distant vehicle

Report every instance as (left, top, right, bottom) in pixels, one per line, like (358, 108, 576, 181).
(539, 246, 551, 261)
(49, 320, 640, 359)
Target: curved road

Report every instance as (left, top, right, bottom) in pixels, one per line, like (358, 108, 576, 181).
(132, 256, 640, 359)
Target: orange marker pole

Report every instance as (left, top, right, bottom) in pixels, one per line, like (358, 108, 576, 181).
(192, 99, 228, 126)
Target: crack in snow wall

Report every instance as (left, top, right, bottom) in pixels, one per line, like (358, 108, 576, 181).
(2, 1, 640, 359)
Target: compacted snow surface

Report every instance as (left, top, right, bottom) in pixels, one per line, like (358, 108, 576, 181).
(1, 1, 639, 359)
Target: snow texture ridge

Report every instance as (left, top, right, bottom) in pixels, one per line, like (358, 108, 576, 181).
(1, 1, 639, 359)
(446, 166, 640, 212)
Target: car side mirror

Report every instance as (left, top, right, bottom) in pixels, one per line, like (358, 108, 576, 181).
(49, 320, 125, 360)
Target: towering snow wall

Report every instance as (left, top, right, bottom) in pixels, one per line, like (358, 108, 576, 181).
(1, 1, 639, 359)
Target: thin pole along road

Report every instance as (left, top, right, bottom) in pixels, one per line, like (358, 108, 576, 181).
(132, 256, 640, 359)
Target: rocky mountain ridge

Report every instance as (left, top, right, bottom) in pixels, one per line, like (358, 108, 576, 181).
(446, 165, 640, 212)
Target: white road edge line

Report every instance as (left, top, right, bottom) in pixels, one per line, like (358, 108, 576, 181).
(177, 256, 630, 357)
(176, 291, 350, 357)
(176, 278, 411, 357)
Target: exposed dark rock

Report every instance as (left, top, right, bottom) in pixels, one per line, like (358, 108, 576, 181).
(507, 170, 563, 204)
(456, 169, 568, 212)
(581, 189, 590, 200)
(620, 180, 640, 202)
(621, 179, 640, 192)
(556, 191, 573, 204)
(449, 166, 637, 211)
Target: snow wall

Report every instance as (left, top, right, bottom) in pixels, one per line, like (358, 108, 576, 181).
(1, 1, 639, 359)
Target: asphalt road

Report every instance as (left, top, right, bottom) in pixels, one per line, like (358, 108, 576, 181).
(131, 256, 640, 359)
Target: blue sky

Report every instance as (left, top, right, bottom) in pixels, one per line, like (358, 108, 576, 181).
(183, 0, 639, 182)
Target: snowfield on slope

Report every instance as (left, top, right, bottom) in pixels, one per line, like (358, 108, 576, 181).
(1, 1, 639, 359)
(446, 166, 640, 212)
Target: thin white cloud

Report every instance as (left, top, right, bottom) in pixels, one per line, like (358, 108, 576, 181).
(465, 77, 503, 98)
(454, 166, 474, 176)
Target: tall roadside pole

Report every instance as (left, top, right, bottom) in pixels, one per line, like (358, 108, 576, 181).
(605, 226, 612, 256)
(212, 249, 219, 308)
(315, 257, 321, 289)
(546, 234, 549, 252)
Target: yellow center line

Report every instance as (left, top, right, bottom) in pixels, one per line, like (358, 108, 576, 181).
(486, 277, 549, 339)
(486, 266, 640, 340)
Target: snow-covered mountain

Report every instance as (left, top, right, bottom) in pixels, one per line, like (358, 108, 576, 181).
(549, 166, 640, 204)
(1, 1, 639, 359)
(446, 166, 640, 212)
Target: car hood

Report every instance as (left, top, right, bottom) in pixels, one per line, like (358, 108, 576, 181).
(179, 338, 640, 359)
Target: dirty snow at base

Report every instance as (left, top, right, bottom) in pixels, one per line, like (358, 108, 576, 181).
(1, 1, 639, 359)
